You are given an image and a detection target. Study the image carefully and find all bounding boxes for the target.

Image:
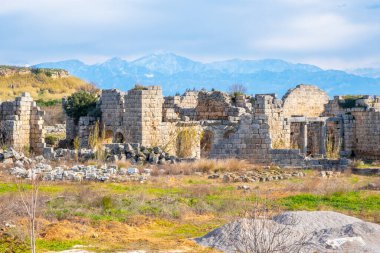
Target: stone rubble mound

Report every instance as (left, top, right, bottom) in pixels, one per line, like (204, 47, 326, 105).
(195, 211, 380, 253)
(208, 168, 305, 183)
(104, 143, 180, 164)
(0, 148, 32, 165)
(8, 163, 150, 182)
(43, 147, 94, 161)
(41, 143, 182, 165)
(0, 149, 150, 182)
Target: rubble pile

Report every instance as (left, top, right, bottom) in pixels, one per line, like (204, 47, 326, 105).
(1, 148, 150, 182)
(208, 168, 305, 183)
(9, 163, 150, 182)
(41, 143, 181, 165)
(0, 148, 32, 165)
(104, 143, 180, 164)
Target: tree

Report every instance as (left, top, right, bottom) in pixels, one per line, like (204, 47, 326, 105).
(229, 84, 247, 97)
(16, 170, 41, 253)
(63, 91, 98, 123)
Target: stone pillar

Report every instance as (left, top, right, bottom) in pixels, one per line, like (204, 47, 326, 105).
(300, 122, 308, 154)
(320, 121, 327, 156)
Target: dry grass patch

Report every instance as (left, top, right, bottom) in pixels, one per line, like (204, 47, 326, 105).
(161, 158, 252, 175)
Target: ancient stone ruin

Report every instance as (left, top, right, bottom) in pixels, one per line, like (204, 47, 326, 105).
(0, 92, 45, 154)
(59, 84, 365, 168)
(3, 84, 380, 169)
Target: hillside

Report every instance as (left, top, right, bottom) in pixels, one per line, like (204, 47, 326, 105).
(0, 66, 97, 102)
(34, 52, 380, 96)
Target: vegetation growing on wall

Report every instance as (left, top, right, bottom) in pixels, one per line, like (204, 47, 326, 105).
(88, 121, 106, 161)
(176, 127, 202, 158)
(228, 83, 247, 97)
(132, 84, 148, 90)
(63, 91, 99, 123)
(339, 95, 365, 109)
(326, 135, 341, 159)
(272, 139, 287, 149)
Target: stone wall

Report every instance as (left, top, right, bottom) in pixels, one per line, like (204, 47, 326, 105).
(100, 89, 126, 140)
(253, 94, 290, 149)
(163, 91, 198, 121)
(0, 93, 45, 154)
(61, 83, 380, 165)
(78, 116, 97, 148)
(208, 114, 307, 166)
(348, 111, 380, 159)
(283, 84, 329, 117)
(322, 96, 380, 159)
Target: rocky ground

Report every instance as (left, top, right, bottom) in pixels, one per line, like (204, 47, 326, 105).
(208, 169, 305, 184)
(1, 148, 151, 182)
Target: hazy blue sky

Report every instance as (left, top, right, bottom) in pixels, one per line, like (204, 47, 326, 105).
(1, 0, 380, 69)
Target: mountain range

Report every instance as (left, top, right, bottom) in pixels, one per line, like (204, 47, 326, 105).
(33, 52, 380, 97)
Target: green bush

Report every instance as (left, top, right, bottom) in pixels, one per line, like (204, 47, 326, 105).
(63, 91, 98, 123)
(45, 134, 59, 146)
(36, 99, 61, 107)
(339, 95, 365, 109)
(100, 196, 114, 210)
(132, 84, 148, 90)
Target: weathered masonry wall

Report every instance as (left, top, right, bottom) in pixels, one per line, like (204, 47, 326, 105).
(209, 115, 273, 163)
(283, 84, 329, 118)
(208, 114, 311, 167)
(253, 94, 290, 149)
(62, 83, 380, 165)
(349, 111, 380, 159)
(100, 89, 125, 141)
(321, 95, 380, 160)
(0, 93, 45, 154)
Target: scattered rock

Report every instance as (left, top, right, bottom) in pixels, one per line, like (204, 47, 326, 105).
(237, 185, 250, 190)
(8, 163, 149, 183)
(216, 169, 304, 183)
(320, 170, 340, 178)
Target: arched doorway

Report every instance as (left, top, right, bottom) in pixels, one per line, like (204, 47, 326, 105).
(201, 130, 214, 158)
(114, 132, 124, 143)
(104, 130, 113, 144)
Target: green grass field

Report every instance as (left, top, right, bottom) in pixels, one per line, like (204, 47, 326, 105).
(0, 171, 379, 252)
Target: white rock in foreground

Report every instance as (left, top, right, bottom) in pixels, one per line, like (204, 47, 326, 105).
(195, 211, 380, 253)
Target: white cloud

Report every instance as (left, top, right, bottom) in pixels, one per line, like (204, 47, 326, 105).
(254, 14, 372, 52)
(0, 0, 380, 69)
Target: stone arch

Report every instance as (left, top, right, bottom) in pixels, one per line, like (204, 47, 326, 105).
(201, 130, 214, 158)
(104, 130, 113, 144)
(282, 84, 329, 118)
(114, 132, 124, 143)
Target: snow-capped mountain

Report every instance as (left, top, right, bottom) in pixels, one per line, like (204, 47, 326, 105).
(33, 52, 380, 96)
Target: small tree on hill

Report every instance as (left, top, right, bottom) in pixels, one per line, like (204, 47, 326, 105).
(63, 91, 98, 124)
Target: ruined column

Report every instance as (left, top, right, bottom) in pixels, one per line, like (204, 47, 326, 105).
(300, 122, 308, 154)
(320, 121, 327, 156)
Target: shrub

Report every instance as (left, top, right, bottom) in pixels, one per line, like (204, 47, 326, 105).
(132, 84, 148, 90)
(36, 99, 61, 107)
(100, 196, 114, 211)
(176, 127, 202, 158)
(63, 91, 98, 123)
(339, 95, 365, 109)
(45, 134, 59, 146)
(229, 83, 247, 97)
